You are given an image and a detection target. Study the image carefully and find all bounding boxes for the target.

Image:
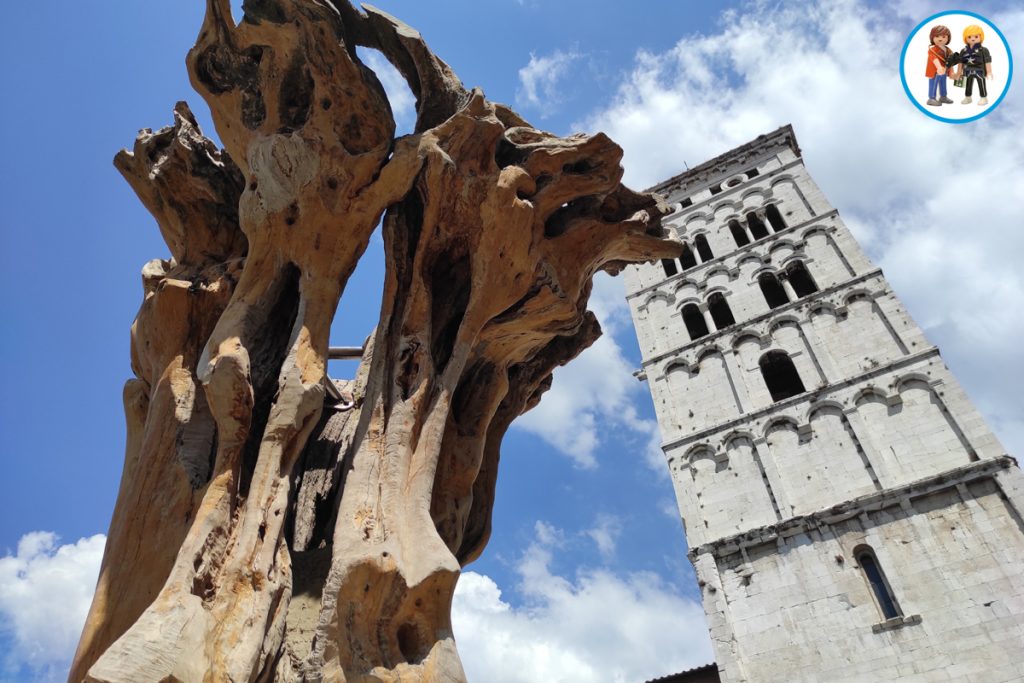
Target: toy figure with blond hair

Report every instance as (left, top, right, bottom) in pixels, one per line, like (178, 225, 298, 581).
(949, 24, 993, 105)
(925, 25, 954, 106)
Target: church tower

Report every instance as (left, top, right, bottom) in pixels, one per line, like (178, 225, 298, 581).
(624, 126, 1024, 682)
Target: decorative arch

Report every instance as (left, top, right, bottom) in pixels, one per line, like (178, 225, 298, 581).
(759, 350, 806, 402)
(685, 443, 718, 463)
(704, 265, 732, 283)
(694, 233, 715, 262)
(808, 301, 839, 317)
(893, 374, 935, 393)
(672, 277, 701, 293)
(681, 303, 710, 340)
(696, 345, 726, 365)
(758, 271, 790, 309)
(768, 238, 798, 253)
(741, 188, 767, 204)
(737, 253, 766, 270)
(746, 210, 769, 240)
(852, 386, 892, 407)
(684, 211, 712, 226)
(727, 218, 750, 248)
(731, 331, 767, 350)
(641, 290, 674, 308)
(763, 415, 801, 438)
(764, 202, 786, 232)
(805, 400, 846, 422)
(663, 359, 692, 376)
(801, 225, 832, 241)
(712, 198, 743, 215)
(842, 289, 873, 306)
(720, 430, 757, 451)
(767, 315, 802, 334)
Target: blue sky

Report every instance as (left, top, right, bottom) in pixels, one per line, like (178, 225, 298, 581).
(1, 1, 1022, 682)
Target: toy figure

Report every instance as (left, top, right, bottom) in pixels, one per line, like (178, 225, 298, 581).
(951, 24, 993, 105)
(925, 25, 953, 106)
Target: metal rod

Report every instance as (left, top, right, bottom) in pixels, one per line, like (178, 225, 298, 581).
(328, 346, 364, 359)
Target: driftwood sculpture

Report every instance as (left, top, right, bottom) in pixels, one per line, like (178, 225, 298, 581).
(71, 2, 680, 681)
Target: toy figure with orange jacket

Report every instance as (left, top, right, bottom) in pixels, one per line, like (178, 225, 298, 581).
(925, 25, 954, 106)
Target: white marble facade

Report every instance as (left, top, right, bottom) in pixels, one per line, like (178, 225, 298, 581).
(625, 126, 1024, 682)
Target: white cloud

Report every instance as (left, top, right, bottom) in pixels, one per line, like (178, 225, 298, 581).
(580, 0, 1024, 460)
(0, 532, 105, 682)
(514, 273, 663, 470)
(5, 525, 710, 683)
(453, 522, 712, 683)
(584, 514, 623, 560)
(516, 49, 582, 117)
(359, 48, 417, 134)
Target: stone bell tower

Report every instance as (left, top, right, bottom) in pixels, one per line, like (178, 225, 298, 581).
(624, 126, 1024, 682)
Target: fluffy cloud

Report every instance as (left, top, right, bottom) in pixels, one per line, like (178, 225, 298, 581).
(584, 514, 623, 561)
(0, 532, 105, 682)
(0, 527, 710, 683)
(359, 48, 417, 133)
(452, 521, 712, 683)
(513, 273, 663, 470)
(580, 0, 1024, 457)
(516, 49, 582, 117)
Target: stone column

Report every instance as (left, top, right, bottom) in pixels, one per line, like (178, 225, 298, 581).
(780, 275, 799, 302)
(700, 304, 717, 332)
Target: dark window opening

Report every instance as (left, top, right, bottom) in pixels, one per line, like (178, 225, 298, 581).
(729, 220, 750, 248)
(759, 351, 806, 402)
(661, 259, 679, 277)
(708, 293, 736, 330)
(695, 234, 714, 262)
(758, 273, 790, 309)
(679, 197, 693, 209)
(765, 203, 786, 232)
(680, 244, 698, 270)
(786, 262, 819, 297)
(709, 184, 724, 195)
(857, 549, 901, 620)
(747, 212, 769, 240)
(745, 166, 760, 179)
(682, 303, 709, 340)
(726, 177, 742, 188)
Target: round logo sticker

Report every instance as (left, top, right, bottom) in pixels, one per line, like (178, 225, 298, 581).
(900, 10, 1013, 123)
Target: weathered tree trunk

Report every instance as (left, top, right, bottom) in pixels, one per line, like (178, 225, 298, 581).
(71, 2, 680, 682)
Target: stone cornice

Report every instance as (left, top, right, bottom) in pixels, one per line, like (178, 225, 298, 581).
(639, 266, 884, 368)
(645, 124, 800, 196)
(689, 456, 1018, 561)
(659, 346, 941, 452)
(626, 208, 841, 302)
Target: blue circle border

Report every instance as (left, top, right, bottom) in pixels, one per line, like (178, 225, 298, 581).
(899, 10, 1014, 124)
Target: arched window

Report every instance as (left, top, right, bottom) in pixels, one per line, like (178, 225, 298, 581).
(758, 272, 790, 309)
(786, 262, 819, 297)
(661, 259, 679, 277)
(746, 212, 769, 240)
(682, 303, 709, 340)
(758, 351, 806, 401)
(680, 243, 698, 270)
(707, 292, 736, 330)
(729, 220, 750, 248)
(855, 546, 901, 620)
(694, 234, 714, 262)
(765, 203, 786, 232)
